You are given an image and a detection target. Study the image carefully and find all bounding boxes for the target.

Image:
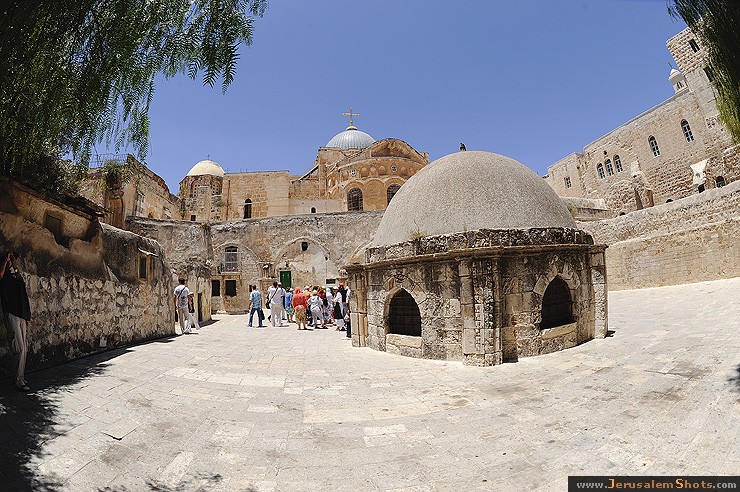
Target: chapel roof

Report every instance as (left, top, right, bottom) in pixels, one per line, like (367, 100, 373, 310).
(186, 159, 225, 177)
(371, 151, 577, 247)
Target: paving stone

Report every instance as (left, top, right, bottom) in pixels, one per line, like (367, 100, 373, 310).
(0, 278, 738, 490)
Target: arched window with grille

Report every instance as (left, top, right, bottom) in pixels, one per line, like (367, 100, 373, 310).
(681, 120, 694, 142)
(716, 176, 726, 188)
(596, 163, 605, 179)
(605, 159, 614, 176)
(649, 136, 660, 156)
(386, 184, 401, 205)
(614, 155, 623, 173)
(347, 188, 363, 211)
(244, 199, 252, 219)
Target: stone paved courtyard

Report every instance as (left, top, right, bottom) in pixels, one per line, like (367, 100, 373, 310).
(1, 277, 739, 491)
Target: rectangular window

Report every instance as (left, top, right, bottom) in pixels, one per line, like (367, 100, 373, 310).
(704, 67, 714, 82)
(212, 279, 221, 297)
(564, 177, 572, 188)
(44, 212, 63, 244)
(688, 39, 699, 52)
(138, 255, 147, 279)
(190, 215, 196, 221)
(225, 280, 237, 297)
(325, 278, 337, 285)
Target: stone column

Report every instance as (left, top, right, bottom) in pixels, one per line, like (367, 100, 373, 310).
(348, 269, 368, 347)
(488, 259, 503, 365)
(458, 258, 482, 366)
(590, 248, 608, 338)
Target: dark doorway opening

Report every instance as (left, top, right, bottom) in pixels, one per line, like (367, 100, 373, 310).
(387, 290, 421, 336)
(540, 277, 574, 329)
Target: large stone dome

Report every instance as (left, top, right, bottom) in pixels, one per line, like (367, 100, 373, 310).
(187, 159, 225, 177)
(325, 125, 375, 150)
(372, 151, 577, 247)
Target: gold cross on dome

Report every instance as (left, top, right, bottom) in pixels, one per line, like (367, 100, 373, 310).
(342, 107, 360, 126)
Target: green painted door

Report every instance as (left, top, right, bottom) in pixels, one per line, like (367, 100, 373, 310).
(279, 270, 292, 289)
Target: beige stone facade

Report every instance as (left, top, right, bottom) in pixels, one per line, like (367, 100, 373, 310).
(81, 155, 180, 229)
(178, 127, 428, 223)
(545, 28, 739, 216)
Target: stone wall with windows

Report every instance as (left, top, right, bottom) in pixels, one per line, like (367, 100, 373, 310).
(581, 180, 740, 290)
(544, 27, 738, 216)
(125, 217, 213, 321)
(129, 210, 383, 315)
(0, 178, 174, 377)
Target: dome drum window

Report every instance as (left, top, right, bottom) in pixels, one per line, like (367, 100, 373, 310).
(387, 184, 401, 205)
(347, 188, 363, 211)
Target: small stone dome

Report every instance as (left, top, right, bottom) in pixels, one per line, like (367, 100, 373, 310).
(372, 151, 577, 247)
(187, 159, 225, 177)
(325, 125, 375, 150)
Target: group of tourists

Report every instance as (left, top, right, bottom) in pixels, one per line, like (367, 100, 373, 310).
(173, 278, 351, 337)
(248, 281, 351, 336)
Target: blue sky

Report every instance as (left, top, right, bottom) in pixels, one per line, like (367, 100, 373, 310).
(133, 0, 687, 193)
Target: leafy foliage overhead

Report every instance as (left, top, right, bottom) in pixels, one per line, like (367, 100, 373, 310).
(0, 0, 267, 193)
(669, 0, 740, 141)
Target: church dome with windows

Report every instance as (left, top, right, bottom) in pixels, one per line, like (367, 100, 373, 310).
(186, 159, 225, 177)
(325, 125, 376, 150)
(372, 151, 577, 247)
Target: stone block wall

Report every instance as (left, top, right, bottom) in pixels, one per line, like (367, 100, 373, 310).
(363, 261, 462, 361)
(0, 180, 174, 377)
(126, 217, 213, 320)
(355, 229, 605, 366)
(581, 180, 740, 290)
(500, 250, 602, 361)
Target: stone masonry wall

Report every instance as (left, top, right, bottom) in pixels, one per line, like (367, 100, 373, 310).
(0, 181, 174, 377)
(581, 180, 740, 290)
(126, 217, 213, 321)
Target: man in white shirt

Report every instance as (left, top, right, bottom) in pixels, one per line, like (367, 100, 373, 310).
(267, 281, 286, 327)
(173, 278, 190, 334)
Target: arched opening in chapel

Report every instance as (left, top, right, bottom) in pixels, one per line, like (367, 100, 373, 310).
(244, 199, 252, 219)
(387, 290, 421, 337)
(540, 276, 574, 329)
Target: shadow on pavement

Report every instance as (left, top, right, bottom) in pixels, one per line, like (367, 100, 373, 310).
(730, 363, 740, 392)
(0, 348, 131, 491)
(98, 473, 238, 492)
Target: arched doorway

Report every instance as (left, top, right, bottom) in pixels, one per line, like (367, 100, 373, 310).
(540, 277, 574, 329)
(387, 290, 421, 336)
